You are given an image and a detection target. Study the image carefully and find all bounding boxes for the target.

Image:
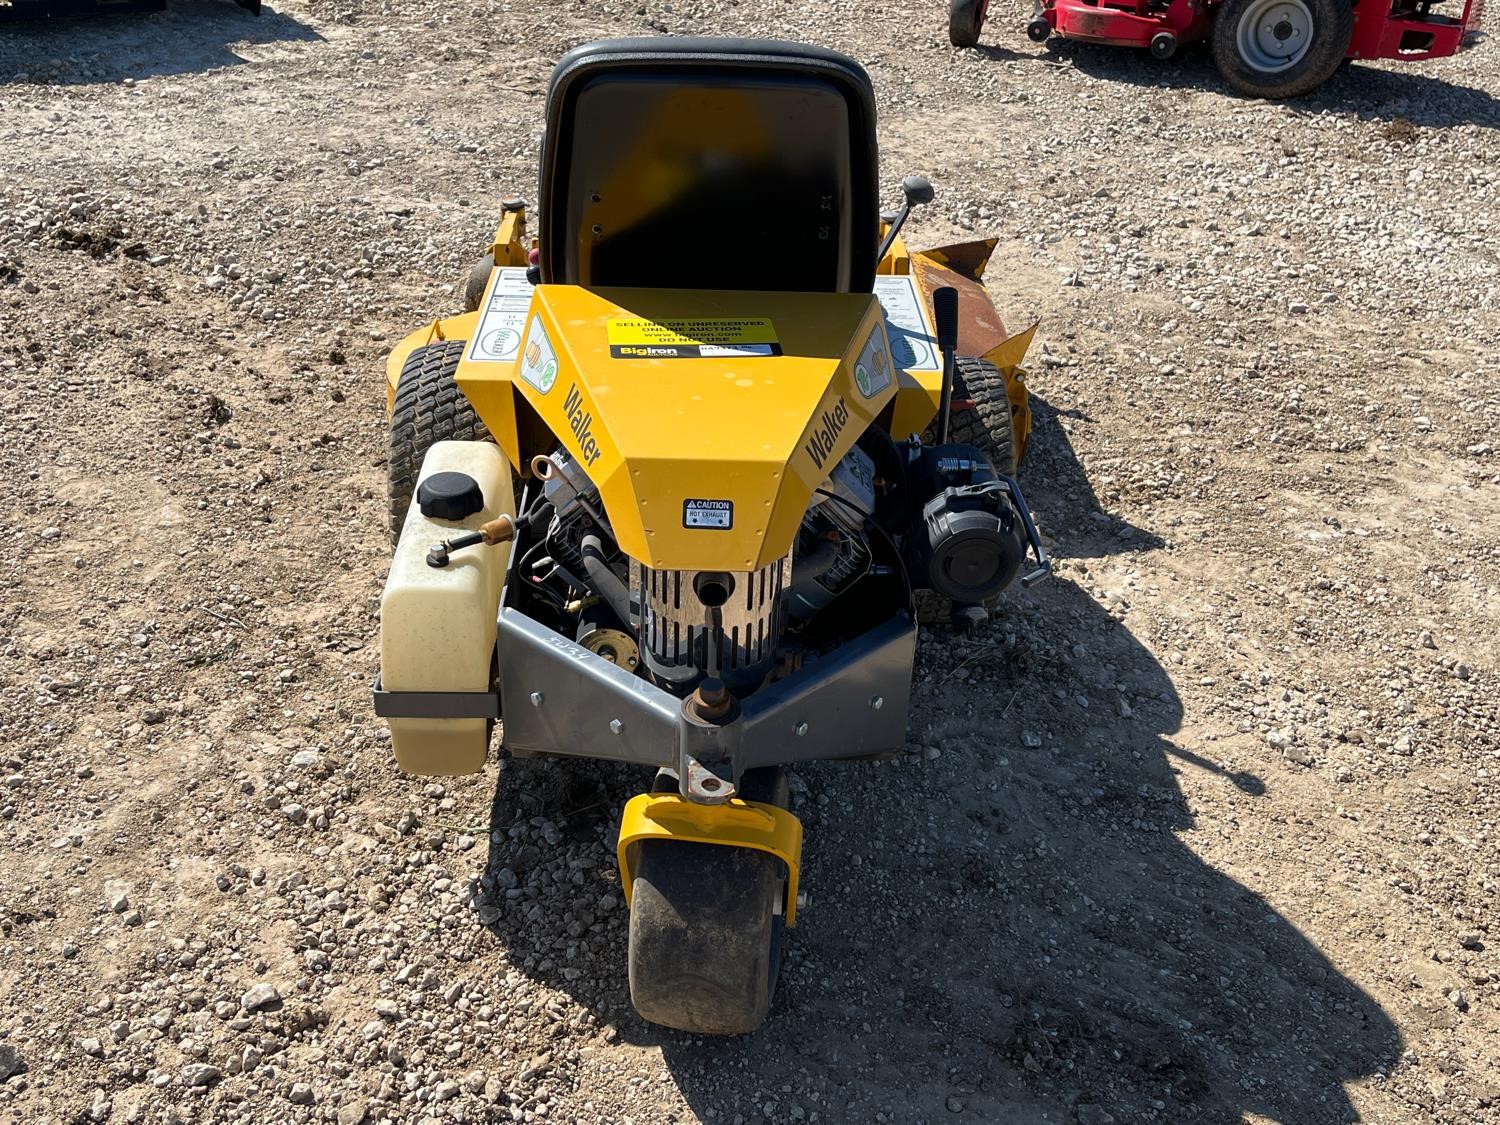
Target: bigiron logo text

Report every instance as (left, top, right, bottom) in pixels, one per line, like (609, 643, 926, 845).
(563, 384, 604, 467)
(613, 345, 681, 358)
(804, 398, 851, 470)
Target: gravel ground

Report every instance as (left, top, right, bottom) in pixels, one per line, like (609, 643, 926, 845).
(1, 1, 1498, 1123)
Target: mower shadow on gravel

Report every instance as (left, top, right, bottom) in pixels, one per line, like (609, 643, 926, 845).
(1025, 393, 1166, 558)
(1037, 37, 1500, 129)
(475, 392, 1399, 1122)
(0, 0, 320, 86)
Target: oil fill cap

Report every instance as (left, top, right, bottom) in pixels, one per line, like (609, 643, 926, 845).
(417, 472, 484, 521)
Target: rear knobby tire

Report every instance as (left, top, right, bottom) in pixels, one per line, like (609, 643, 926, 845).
(915, 356, 1019, 626)
(627, 768, 790, 1035)
(1211, 0, 1352, 99)
(387, 340, 491, 541)
(948, 0, 988, 47)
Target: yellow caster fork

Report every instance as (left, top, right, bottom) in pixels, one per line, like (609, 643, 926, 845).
(617, 793, 804, 924)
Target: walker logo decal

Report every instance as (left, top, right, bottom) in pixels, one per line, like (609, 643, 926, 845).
(519, 315, 558, 394)
(804, 397, 851, 471)
(607, 317, 781, 359)
(563, 383, 604, 468)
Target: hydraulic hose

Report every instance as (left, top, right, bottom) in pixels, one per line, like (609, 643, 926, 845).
(580, 534, 635, 631)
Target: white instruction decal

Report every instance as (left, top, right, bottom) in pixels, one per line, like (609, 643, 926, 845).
(466, 267, 533, 364)
(873, 275, 939, 374)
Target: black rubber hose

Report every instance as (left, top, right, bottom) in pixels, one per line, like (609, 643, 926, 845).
(580, 534, 635, 630)
(791, 535, 841, 586)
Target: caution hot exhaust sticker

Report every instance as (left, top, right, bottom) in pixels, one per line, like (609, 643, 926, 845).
(607, 317, 781, 359)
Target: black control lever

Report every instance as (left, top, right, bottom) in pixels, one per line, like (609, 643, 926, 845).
(932, 286, 959, 445)
(876, 174, 934, 262)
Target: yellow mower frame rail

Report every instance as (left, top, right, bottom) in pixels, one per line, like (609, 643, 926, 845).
(617, 795, 804, 925)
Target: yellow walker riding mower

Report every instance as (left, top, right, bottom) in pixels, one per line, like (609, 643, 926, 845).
(374, 38, 1048, 1035)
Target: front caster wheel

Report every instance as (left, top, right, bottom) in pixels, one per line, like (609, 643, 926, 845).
(626, 768, 790, 1035)
(1027, 16, 1052, 42)
(1150, 30, 1178, 58)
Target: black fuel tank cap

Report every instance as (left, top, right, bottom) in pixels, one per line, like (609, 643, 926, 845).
(417, 472, 484, 522)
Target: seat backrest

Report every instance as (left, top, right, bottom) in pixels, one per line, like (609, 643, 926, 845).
(539, 38, 879, 294)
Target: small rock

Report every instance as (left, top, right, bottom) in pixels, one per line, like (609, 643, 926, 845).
(289, 750, 320, 769)
(287, 1082, 315, 1105)
(1021, 731, 1042, 749)
(181, 1063, 221, 1088)
(240, 982, 281, 1012)
(1450, 990, 1469, 1011)
(0, 1043, 20, 1082)
(946, 1095, 966, 1113)
(337, 1102, 369, 1125)
(520, 1053, 551, 1083)
(1459, 931, 1484, 950)
(104, 882, 130, 913)
(1076, 1106, 1117, 1125)
(80, 1037, 104, 1057)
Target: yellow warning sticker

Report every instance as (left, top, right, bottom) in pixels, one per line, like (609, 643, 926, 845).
(606, 317, 781, 359)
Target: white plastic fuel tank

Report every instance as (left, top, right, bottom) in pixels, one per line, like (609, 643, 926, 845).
(380, 440, 514, 775)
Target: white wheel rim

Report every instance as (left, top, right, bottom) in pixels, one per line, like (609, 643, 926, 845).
(1235, 0, 1315, 73)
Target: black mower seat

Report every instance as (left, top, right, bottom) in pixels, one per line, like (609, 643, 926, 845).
(540, 37, 879, 295)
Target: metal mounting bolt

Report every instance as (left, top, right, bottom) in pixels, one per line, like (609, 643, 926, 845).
(796, 891, 810, 911)
(609, 719, 624, 735)
(794, 721, 809, 737)
(870, 695, 884, 710)
(529, 692, 544, 707)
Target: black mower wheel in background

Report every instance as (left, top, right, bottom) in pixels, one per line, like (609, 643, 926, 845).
(948, 0, 989, 47)
(461, 256, 495, 313)
(387, 340, 492, 541)
(628, 768, 791, 1035)
(1210, 0, 1353, 99)
(915, 355, 1019, 627)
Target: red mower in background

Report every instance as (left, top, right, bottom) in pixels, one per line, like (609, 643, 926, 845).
(949, 0, 1485, 97)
